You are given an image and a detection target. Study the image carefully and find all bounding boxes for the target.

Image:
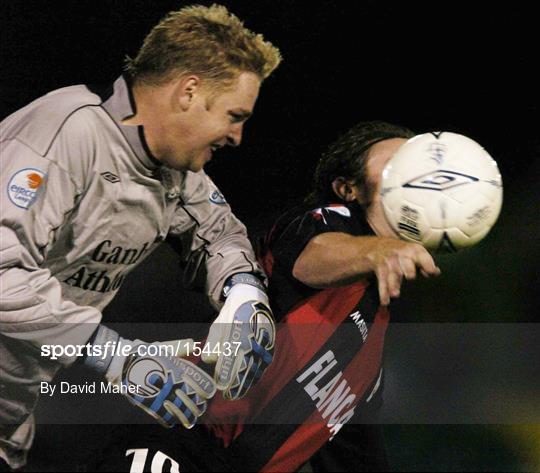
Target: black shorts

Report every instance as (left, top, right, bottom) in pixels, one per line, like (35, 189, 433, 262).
(90, 424, 389, 473)
(88, 424, 236, 473)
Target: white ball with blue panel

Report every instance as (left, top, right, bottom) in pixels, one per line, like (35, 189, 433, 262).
(380, 132, 503, 252)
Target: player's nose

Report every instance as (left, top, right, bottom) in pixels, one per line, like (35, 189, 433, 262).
(227, 124, 243, 147)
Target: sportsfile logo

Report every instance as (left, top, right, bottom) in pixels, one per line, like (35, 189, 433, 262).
(7, 168, 46, 209)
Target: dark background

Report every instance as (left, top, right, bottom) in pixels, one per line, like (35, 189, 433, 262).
(2, 1, 539, 471)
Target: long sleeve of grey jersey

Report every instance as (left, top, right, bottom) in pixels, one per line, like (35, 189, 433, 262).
(0, 138, 100, 361)
(168, 172, 266, 309)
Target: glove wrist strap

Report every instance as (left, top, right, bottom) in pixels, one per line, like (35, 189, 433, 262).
(223, 272, 265, 298)
(83, 324, 122, 374)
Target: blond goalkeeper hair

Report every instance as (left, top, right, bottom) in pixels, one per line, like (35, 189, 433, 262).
(125, 4, 281, 90)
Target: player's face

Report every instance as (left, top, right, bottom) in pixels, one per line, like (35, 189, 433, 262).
(159, 72, 261, 172)
(362, 138, 408, 237)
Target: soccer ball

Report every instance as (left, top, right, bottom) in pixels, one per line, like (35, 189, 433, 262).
(380, 132, 503, 252)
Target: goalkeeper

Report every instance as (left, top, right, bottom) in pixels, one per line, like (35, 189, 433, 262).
(0, 4, 280, 470)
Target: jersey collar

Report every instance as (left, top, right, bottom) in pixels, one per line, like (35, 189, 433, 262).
(101, 75, 161, 172)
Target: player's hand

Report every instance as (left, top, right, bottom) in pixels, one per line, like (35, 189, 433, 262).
(202, 273, 275, 400)
(367, 238, 441, 305)
(85, 326, 215, 428)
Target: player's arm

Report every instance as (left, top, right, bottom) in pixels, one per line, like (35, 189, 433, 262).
(0, 140, 98, 355)
(0, 136, 212, 435)
(170, 172, 268, 306)
(0, 136, 102, 458)
(293, 232, 440, 305)
(168, 172, 275, 399)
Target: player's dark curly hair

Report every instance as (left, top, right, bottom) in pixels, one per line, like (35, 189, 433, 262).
(305, 120, 415, 205)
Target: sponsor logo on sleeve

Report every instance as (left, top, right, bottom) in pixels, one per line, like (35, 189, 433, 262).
(209, 189, 227, 205)
(7, 168, 46, 210)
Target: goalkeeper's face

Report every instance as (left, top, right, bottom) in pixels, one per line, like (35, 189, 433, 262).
(157, 72, 261, 172)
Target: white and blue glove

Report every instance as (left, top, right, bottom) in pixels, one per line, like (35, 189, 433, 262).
(84, 325, 216, 428)
(202, 273, 275, 400)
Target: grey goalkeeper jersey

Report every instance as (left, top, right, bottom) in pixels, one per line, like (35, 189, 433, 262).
(0, 76, 263, 467)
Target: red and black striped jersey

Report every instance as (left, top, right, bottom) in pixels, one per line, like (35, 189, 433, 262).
(205, 201, 389, 472)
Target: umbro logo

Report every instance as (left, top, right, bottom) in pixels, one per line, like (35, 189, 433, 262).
(101, 171, 120, 183)
(403, 170, 478, 191)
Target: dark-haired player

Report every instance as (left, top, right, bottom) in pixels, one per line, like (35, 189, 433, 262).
(95, 121, 440, 472)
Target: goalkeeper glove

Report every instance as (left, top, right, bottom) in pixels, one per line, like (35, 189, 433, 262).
(84, 325, 215, 428)
(202, 273, 275, 400)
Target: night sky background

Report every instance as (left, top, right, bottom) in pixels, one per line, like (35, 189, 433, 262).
(2, 1, 539, 471)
